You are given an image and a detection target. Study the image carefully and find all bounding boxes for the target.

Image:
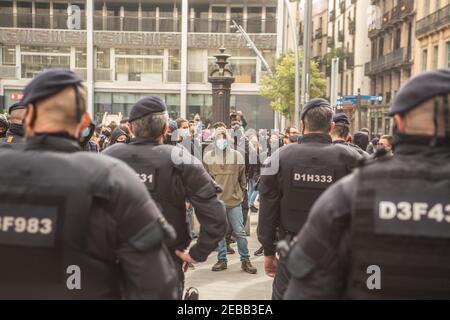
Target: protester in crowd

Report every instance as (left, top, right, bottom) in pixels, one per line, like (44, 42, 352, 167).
(366, 136, 380, 154)
(109, 127, 130, 145)
(203, 127, 257, 274)
(377, 134, 394, 157)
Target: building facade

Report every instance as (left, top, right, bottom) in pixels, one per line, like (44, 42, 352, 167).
(325, 0, 371, 132)
(365, 0, 415, 136)
(0, 0, 282, 129)
(415, 0, 450, 73)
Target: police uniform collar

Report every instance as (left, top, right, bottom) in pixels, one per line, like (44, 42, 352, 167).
(25, 132, 81, 152)
(332, 139, 346, 145)
(299, 133, 332, 144)
(393, 133, 450, 154)
(129, 137, 162, 145)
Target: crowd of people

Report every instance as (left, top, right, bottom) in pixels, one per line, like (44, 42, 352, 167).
(0, 67, 449, 300)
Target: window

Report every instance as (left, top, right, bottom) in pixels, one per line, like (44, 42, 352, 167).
(20, 46, 70, 78)
(96, 48, 110, 69)
(35, 1, 50, 28)
(17, 1, 32, 28)
(114, 49, 164, 83)
(447, 41, 450, 68)
(94, 93, 180, 121)
(167, 49, 181, 83)
(265, 7, 276, 33)
(247, 7, 262, 33)
(208, 49, 257, 84)
(0, 0, 13, 27)
(75, 48, 86, 68)
(211, 6, 227, 33)
(433, 45, 439, 69)
(2, 46, 16, 65)
(422, 48, 428, 71)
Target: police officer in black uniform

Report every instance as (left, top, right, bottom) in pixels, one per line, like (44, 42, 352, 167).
(285, 69, 450, 300)
(103, 96, 227, 298)
(0, 69, 178, 299)
(331, 112, 370, 158)
(0, 102, 26, 147)
(257, 98, 361, 300)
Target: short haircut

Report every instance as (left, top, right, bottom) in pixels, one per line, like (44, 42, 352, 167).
(380, 135, 393, 146)
(108, 121, 118, 132)
(131, 111, 168, 139)
(331, 123, 350, 139)
(303, 106, 334, 133)
(175, 118, 188, 128)
(212, 122, 226, 129)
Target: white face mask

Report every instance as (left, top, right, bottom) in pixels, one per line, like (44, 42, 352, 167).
(216, 139, 228, 150)
(180, 128, 190, 138)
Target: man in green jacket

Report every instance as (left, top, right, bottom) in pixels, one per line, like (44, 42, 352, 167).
(203, 126, 257, 274)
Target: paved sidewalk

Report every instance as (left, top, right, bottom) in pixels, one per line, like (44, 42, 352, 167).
(184, 212, 273, 300)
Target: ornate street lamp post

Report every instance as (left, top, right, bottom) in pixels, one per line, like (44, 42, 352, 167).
(208, 48, 235, 127)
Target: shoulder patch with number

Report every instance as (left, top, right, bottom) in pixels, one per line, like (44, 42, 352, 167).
(374, 190, 450, 239)
(0, 203, 59, 247)
(130, 164, 157, 192)
(291, 166, 335, 189)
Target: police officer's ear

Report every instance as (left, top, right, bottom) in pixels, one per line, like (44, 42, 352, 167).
(394, 114, 406, 134)
(301, 120, 306, 135)
(328, 121, 336, 134)
(23, 103, 35, 131)
(78, 112, 91, 134)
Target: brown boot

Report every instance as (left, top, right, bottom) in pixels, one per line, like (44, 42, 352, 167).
(241, 259, 257, 274)
(211, 260, 227, 272)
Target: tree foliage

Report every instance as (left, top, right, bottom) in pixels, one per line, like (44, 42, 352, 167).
(260, 51, 327, 120)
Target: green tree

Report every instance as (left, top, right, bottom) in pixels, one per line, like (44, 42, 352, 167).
(260, 51, 327, 121)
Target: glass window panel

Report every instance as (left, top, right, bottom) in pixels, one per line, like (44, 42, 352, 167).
(96, 48, 110, 69)
(2, 46, 16, 65)
(169, 49, 180, 70)
(21, 55, 70, 78)
(76, 47, 87, 68)
(230, 58, 257, 83)
(247, 7, 262, 33)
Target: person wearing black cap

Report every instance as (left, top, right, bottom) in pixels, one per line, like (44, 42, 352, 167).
(0, 102, 26, 147)
(331, 112, 370, 158)
(0, 114, 8, 139)
(257, 98, 361, 300)
(284, 69, 450, 300)
(0, 69, 178, 299)
(103, 96, 227, 299)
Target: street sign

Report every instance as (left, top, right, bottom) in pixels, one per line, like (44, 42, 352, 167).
(361, 95, 383, 102)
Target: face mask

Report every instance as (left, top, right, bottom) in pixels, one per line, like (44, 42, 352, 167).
(216, 139, 228, 150)
(80, 127, 91, 138)
(180, 128, 190, 138)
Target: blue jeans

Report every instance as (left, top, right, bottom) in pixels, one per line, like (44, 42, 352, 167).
(218, 205, 250, 262)
(186, 206, 197, 238)
(248, 178, 259, 206)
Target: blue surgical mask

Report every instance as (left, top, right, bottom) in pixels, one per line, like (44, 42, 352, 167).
(180, 128, 190, 138)
(80, 127, 91, 138)
(216, 139, 228, 150)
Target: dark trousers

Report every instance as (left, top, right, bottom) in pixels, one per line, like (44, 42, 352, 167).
(169, 251, 185, 300)
(272, 257, 291, 300)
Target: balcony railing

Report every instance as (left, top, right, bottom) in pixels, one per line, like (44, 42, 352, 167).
(94, 16, 181, 32)
(416, 4, 450, 37)
(188, 71, 205, 83)
(188, 18, 276, 33)
(364, 47, 411, 76)
(0, 65, 18, 78)
(0, 13, 86, 29)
